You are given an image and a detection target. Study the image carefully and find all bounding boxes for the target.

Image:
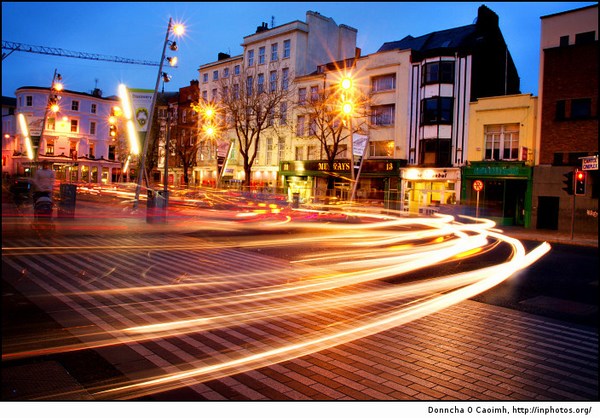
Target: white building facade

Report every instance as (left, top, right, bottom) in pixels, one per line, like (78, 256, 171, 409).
(13, 87, 123, 183)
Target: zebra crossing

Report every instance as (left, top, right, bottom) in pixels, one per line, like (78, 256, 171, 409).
(3, 231, 598, 401)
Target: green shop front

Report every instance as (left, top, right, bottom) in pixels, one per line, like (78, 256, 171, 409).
(279, 159, 405, 205)
(461, 161, 533, 227)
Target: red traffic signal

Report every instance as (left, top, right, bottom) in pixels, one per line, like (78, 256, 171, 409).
(575, 170, 586, 195)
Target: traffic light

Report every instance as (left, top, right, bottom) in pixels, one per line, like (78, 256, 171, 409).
(575, 170, 586, 195)
(562, 171, 574, 195)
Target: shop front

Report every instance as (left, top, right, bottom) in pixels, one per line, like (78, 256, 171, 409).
(280, 159, 405, 205)
(400, 167, 461, 215)
(461, 161, 533, 227)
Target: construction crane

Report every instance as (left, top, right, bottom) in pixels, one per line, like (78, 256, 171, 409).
(2, 40, 163, 67)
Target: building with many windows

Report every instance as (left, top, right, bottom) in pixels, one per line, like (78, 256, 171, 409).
(533, 4, 597, 235)
(12, 86, 123, 184)
(197, 11, 358, 190)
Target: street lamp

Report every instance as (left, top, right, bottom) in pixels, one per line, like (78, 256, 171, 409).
(339, 74, 355, 194)
(200, 103, 220, 188)
(133, 17, 183, 210)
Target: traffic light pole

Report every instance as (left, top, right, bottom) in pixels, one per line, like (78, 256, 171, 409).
(569, 194, 575, 240)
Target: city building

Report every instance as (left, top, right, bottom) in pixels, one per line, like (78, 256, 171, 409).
(533, 4, 598, 235)
(12, 86, 123, 184)
(2, 95, 17, 177)
(197, 11, 358, 191)
(463, 93, 538, 226)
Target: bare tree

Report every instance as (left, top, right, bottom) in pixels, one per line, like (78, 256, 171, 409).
(295, 77, 371, 196)
(217, 64, 294, 189)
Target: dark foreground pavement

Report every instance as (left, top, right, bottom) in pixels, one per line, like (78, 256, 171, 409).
(2, 186, 598, 403)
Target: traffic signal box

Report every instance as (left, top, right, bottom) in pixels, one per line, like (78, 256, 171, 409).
(575, 170, 586, 195)
(562, 171, 574, 195)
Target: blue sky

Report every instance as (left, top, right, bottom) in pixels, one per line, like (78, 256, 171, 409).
(2, 2, 595, 98)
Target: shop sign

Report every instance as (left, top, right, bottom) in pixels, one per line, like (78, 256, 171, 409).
(581, 155, 598, 171)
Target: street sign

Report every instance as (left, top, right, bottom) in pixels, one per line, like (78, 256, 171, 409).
(473, 180, 484, 192)
(581, 155, 598, 171)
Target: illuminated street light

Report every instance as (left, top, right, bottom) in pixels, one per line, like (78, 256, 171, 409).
(134, 17, 185, 211)
(167, 56, 178, 67)
(339, 73, 356, 188)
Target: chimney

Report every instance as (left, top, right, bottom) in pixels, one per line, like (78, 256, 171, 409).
(256, 22, 269, 33)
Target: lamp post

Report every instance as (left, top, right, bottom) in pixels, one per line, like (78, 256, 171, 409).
(340, 75, 355, 199)
(133, 17, 182, 211)
(36, 69, 63, 164)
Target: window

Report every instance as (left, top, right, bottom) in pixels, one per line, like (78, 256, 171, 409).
(202, 90, 208, 100)
(212, 88, 217, 100)
(203, 73, 209, 83)
(484, 124, 519, 161)
(271, 43, 278, 61)
(372, 74, 396, 92)
(89, 145, 94, 158)
(213, 70, 219, 81)
(223, 67, 229, 78)
(257, 73, 265, 93)
(556, 100, 566, 120)
(369, 140, 394, 157)
(46, 117, 55, 130)
(266, 137, 274, 164)
(269, 71, 277, 92)
(419, 138, 451, 166)
(422, 61, 455, 84)
(259, 47, 266, 64)
(26, 96, 33, 106)
(571, 98, 592, 119)
(310, 85, 318, 101)
(247, 49, 254, 66)
(309, 116, 317, 136)
(371, 104, 395, 126)
(282, 68, 289, 91)
(421, 97, 453, 124)
(283, 39, 291, 58)
(298, 88, 307, 105)
(233, 83, 240, 99)
(70, 119, 79, 133)
(72, 100, 79, 111)
(280, 102, 288, 125)
(182, 110, 187, 123)
(295, 146, 304, 160)
(91, 103, 97, 114)
(46, 140, 54, 155)
(307, 145, 318, 160)
(90, 121, 96, 135)
(247, 76, 253, 96)
(234, 65, 240, 75)
(267, 107, 275, 126)
(296, 115, 306, 136)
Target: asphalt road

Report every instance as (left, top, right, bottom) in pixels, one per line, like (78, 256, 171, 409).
(2, 189, 598, 401)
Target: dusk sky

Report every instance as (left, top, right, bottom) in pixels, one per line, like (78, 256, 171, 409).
(2, 2, 595, 99)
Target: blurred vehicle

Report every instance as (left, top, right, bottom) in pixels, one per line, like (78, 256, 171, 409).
(9, 177, 33, 207)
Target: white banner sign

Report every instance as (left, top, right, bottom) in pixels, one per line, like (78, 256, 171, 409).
(352, 133, 369, 157)
(128, 88, 154, 132)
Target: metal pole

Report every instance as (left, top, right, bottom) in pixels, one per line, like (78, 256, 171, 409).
(163, 110, 170, 202)
(133, 17, 172, 210)
(476, 190, 480, 218)
(350, 136, 369, 202)
(570, 194, 575, 240)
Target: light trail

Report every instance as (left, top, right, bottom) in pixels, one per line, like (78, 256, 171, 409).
(2, 209, 551, 400)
